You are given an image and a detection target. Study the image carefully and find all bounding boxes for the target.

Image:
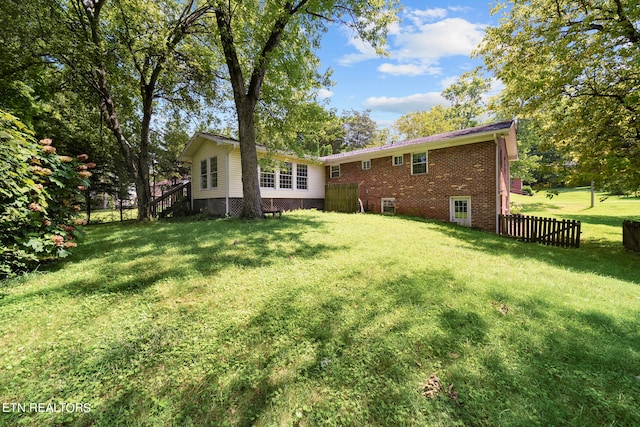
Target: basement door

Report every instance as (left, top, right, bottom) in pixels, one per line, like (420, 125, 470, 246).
(450, 196, 471, 227)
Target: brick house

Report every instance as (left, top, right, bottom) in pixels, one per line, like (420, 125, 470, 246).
(321, 120, 518, 231)
(180, 120, 517, 231)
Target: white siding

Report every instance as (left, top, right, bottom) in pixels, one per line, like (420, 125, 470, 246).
(260, 162, 324, 199)
(192, 143, 325, 200)
(228, 150, 244, 198)
(191, 143, 232, 200)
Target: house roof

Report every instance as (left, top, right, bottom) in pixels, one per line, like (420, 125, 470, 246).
(179, 133, 268, 161)
(179, 133, 236, 161)
(179, 132, 321, 164)
(321, 120, 518, 164)
(180, 120, 518, 164)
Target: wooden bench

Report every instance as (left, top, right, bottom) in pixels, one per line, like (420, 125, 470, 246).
(263, 209, 282, 218)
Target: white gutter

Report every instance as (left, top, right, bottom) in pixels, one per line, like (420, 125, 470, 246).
(225, 150, 230, 215)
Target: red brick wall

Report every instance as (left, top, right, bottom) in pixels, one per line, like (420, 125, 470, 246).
(325, 140, 498, 231)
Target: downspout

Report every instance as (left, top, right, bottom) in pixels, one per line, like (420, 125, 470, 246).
(494, 133, 500, 234)
(225, 150, 230, 215)
(190, 161, 194, 212)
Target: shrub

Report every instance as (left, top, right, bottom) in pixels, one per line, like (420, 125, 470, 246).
(1, 110, 92, 279)
(521, 185, 533, 196)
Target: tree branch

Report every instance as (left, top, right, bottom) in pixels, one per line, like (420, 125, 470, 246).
(247, 0, 310, 102)
(613, 0, 640, 45)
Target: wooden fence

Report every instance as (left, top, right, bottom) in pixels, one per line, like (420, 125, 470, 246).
(325, 183, 359, 213)
(623, 220, 640, 252)
(498, 214, 581, 248)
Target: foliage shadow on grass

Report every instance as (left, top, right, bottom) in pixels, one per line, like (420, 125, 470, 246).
(2, 215, 345, 305)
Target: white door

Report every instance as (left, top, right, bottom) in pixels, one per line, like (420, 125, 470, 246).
(450, 197, 471, 227)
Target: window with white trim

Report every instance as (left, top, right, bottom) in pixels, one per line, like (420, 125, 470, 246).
(280, 162, 293, 189)
(296, 164, 308, 190)
(260, 168, 275, 188)
(200, 160, 208, 189)
(209, 156, 218, 188)
(412, 152, 427, 175)
(331, 165, 340, 178)
(381, 198, 396, 214)
(362, 160, 371, 170)
(393, 155, 404, 166)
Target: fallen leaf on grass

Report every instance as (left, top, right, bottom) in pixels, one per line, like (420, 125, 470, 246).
(421, 374, 442, 399)
(490, 301, 510, 315)
(448, 383, 462, 405)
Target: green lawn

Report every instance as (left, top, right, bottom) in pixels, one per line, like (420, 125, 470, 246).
(1, 190, 639, 426)
(512, 186, 640, 246)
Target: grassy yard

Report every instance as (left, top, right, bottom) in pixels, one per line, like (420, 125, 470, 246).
(1, 190, 639, 426)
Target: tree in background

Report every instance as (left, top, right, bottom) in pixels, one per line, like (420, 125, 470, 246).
(441, 68, 491, 130)
(151, 116, 191, 186)
(394, 106, 455, 140)
(1, 111, 92, 278)
(342, 109, 377, 151)
(209, 0, 399, 219)
(43, 0, 218, 220)
(479, 0, 640, 194)
(392, 69, 491, 141)
(507, 119, 544, 185)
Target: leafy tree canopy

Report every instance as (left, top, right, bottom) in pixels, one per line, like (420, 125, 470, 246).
(479, 0, 640, 193)
(394, 105, 455, 140)
(442, 68, 491, 130)
(207, 0, 400, 218)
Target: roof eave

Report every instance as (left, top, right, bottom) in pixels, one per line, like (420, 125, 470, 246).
(321, 126, 514, 165)
(178, 133, 239, 161)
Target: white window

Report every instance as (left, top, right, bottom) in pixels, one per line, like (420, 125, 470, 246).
(296, 164, 308, 190)
(381, 198, 395, 214)
(412, 152, 427, 175)
(209, 156, 218, 188)
(200, 160, 208, 189)
(280, 162, 293, 189)
(362, 160, 371, 170)
(331, 165, 340, 178)
(260, 168, 275, 188)
(393, 155, 404, 166)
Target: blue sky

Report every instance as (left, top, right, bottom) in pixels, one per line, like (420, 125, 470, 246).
(313, 1, 502, 128)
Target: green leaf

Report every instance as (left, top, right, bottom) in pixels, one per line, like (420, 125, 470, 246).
(24, 238, 45, 252)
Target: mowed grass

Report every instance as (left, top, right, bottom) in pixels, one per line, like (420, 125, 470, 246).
(1, 193, 639, 426)
(512, 186, 640, 245)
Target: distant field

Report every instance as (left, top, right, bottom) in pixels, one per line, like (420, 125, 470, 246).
(1, 194, 638, 426)
(88, 208, 138, 223)
(511, 186, 640, 246)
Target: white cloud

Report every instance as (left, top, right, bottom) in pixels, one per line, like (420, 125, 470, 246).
(448, 6, 473, 13)
(363, 92, 447, 114)
(439, 75, 459, 90)
(336, 33, 379, 66)
(393, 18, 486, 63)
(374, 10, 487, 77)
(377, 63, 440, 76)
(408, 8, 448, 24)
(335, 8, 486, 77)
(317, 88, 334, 99)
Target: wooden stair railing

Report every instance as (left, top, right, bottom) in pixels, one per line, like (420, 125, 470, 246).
(150, 182, 191, 218)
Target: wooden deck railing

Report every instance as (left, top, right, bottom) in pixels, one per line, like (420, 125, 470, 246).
(498, 214, 581, 248)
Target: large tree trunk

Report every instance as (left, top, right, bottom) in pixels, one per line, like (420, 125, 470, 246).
(237, 102, 263, 219)
(137, 88, 154, 221)
(135, 156, 153, 220)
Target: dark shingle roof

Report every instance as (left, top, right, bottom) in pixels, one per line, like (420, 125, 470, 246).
(320, 120, 514, 161)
